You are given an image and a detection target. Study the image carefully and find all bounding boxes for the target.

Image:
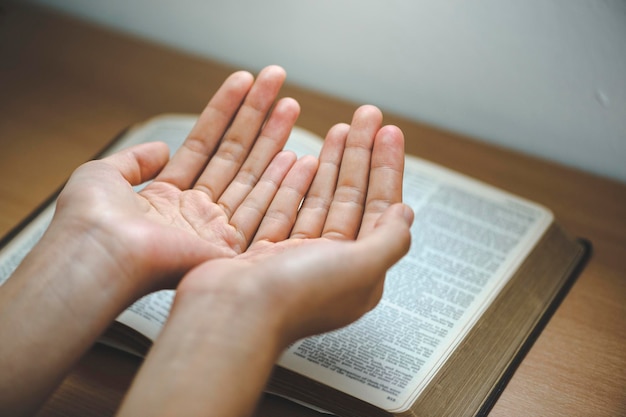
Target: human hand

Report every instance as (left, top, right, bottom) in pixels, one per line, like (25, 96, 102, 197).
(0, 66, 318, 416)
(117, 105, 412, 417)
(177, 104, 413, 346)
(52, 65, 315, 294)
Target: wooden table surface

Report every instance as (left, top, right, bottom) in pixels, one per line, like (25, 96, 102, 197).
(1, 3, 625, 416)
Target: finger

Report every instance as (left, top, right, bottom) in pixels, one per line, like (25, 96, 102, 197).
(194, 65, 288, 200)
(360, 203, 414, 264)
(252, 155, 318, 244)
(273, 203, 414, 342)
(228, 151, 297, 252)
(354, 202, 414, 312)
(347, 203, 414, 311)
(357, 125, 405, 239)
(317, 204, 413, 310)
(217, 97, 301, 218)
(102, 141, 170, 186)
(290, 123, 349, 239)
(322, 105, 383, 240)
(154, 70, 255, 189)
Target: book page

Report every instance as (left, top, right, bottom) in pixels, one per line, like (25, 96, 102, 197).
(0, 205, 55, 286)
(276, 155, 553, 413)
(0, 114, 553, 414)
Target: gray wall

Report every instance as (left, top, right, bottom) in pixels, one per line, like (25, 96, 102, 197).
(26, 0, 626, 182)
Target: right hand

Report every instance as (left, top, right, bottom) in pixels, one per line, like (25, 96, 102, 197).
(177, 105, 413, 347)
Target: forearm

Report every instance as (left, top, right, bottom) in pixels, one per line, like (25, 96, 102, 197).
(117, 279, 284, 417)
(0, 220, 143, 416)
(118, 203, 413, 416)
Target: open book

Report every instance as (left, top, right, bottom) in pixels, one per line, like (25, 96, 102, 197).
(0, 115, 589, 417)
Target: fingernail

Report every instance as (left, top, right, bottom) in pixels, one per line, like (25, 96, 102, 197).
(401, 204, 415, 226)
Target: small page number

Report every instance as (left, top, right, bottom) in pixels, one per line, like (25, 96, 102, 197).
(386, 396, 396, 402)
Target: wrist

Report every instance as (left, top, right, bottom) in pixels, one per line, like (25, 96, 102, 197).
(119, 266, 286, 417)
(0, 213, 145, 415)
(176, 265, 287, 352)
(36, 214, 145, 305)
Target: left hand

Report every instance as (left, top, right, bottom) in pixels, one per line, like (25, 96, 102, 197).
(0, 67, 315, 416)
(53, 65, 316, 294)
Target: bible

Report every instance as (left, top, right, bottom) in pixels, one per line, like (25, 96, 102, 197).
(0, 114, 589, 417)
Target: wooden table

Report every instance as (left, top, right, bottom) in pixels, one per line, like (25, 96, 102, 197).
(1, 3, 625, 416)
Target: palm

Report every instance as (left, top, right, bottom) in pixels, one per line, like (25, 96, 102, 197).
(140, 184, 241, 253)
(137, 151, 309, 256)
(62, 67, 404, 294)
(178, 105, 407, 346)
(56, 67, 312, 289)
(242, 235, 320, 260)
(206, 104, 405, 267)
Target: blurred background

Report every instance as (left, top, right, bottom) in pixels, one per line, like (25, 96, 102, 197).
(23, 0, 626, 183)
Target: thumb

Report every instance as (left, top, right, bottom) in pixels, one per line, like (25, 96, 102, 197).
(361, 203, 414, 268)
(102, 141, 170, 186)
(376, 202, 415, 229)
